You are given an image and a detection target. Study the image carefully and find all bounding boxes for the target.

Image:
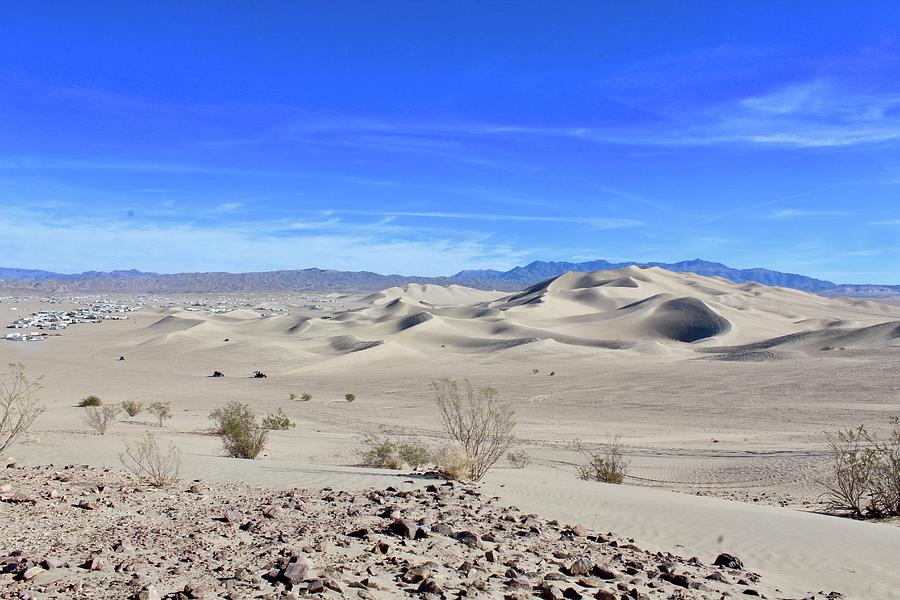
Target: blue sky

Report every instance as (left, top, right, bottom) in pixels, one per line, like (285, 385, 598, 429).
(2, 2, 900, 282)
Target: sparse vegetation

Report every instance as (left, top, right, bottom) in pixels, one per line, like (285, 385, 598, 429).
(576, 437, 630, 484)
(148, 402, 172, 427)
(300, 393, 312, 402)
(431, 378, 516, 481)
(345, 393, 355, 402)
(252, 371, 267, 379)
(359, 431, 432, 470)
(289, 392, 297, 401)
(120, 400, 144, 418)
(262, 408, 295, 430)
(507, 449, 531, 469)
(532, 368, 539, 374)
(78, 395, 102, 407)
(119, 432, 181, 488)
(209, 402, 268, 459)
(82, 405, 122, 435)
(820, 420, 900, 518)
(0, 363, 45, 454)
(211, 371, 224, 378)
(435, 444, 475, 481)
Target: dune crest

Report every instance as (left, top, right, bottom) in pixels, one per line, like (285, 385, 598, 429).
(130, 267, 900, 360)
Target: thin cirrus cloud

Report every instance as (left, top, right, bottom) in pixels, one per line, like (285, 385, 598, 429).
(0, 211, 538, 276)
(329, 209, 643, 230)
(770, 208, 851, 219)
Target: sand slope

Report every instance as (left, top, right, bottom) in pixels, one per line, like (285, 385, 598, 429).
(130, 267, 900, 362)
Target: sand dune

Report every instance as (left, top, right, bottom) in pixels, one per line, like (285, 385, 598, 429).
(129, 267, 900, 362)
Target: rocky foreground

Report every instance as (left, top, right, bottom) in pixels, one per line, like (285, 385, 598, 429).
(1, 465, 843, 600)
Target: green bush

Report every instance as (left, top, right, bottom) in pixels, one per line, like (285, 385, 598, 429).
(262, 408, 295, 430)
(345, 393, 355, 402)
(209, 402, 268, 459)
(78, 395, 102, 407)
(575, 438, 629, 484)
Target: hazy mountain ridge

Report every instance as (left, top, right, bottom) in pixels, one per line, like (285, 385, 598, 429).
(1, 260, 898, 296)
(455, 259, 839, 291)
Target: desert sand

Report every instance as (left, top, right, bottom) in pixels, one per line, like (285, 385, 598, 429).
(3, 266, 900, 599)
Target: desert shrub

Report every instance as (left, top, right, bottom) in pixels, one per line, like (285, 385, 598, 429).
(82, 405, 122, 435)
(209, 402, 268, 459)
(78, 395, 102, 407)
(148, 402, 172, 427)
(359, 432, 404, 469)
(121, 400, 144, 418)
(252, 371, 267, 379)
(211, 371, 224, 378)
(820, 426, 878, 518)
(300, 393, 312, 402)
(820, 421, 900, 518)
(507, 450, 531, 469)
(345, 393, 355, 402)
(289, 392, 297, 401)
(432, 378, 516, 481)
(868, 417, 900, 517)
(435, 444, 475, 481)
(0, 363, 45, 454)
(359, 432, 432, 470)
(119, 432, 181, 488)
(532, 369, 539, 374)
(576, 437, 630, 484)
(262, 408, 295, 430)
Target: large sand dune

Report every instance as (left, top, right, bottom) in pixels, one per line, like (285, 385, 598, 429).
(131, 267, 900, 362)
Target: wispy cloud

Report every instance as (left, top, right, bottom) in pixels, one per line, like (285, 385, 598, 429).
(770, 208, 851, 219)
(328, 209, 643, 230)
(0, 157, 309, 178)
(0, 208, 537, 275)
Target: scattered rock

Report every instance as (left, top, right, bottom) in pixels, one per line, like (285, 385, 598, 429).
(714, 553, 745, 570)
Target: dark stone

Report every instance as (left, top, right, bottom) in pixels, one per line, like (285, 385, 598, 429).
(389, 518, 417, 539)
(714, 553, 744, 570)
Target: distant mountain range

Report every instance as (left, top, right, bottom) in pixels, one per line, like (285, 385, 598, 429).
(1, 259, 898, 297)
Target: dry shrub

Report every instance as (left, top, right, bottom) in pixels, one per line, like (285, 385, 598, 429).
(576, 437, 630, 484)
(148, 402, 172, 427)
(0, 363, 45, 454)
(821, 420, 900, 518)
(119, 432, 181, 488)
(359, 431, 432, 470)
(507, 450, 531, 469)
(120, 400, 144, 418)
(435, 444, 475, 481)
(820, 426, 876, 518)
(209, 402, 268, 459)
(82, 405, 122, 435)
(300, 393, 312, 402)
(869, 417, 900, 517)
(432, 378, 516, 481)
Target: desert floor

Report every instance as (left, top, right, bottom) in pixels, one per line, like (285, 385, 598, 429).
(2, 285, 900, 599)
